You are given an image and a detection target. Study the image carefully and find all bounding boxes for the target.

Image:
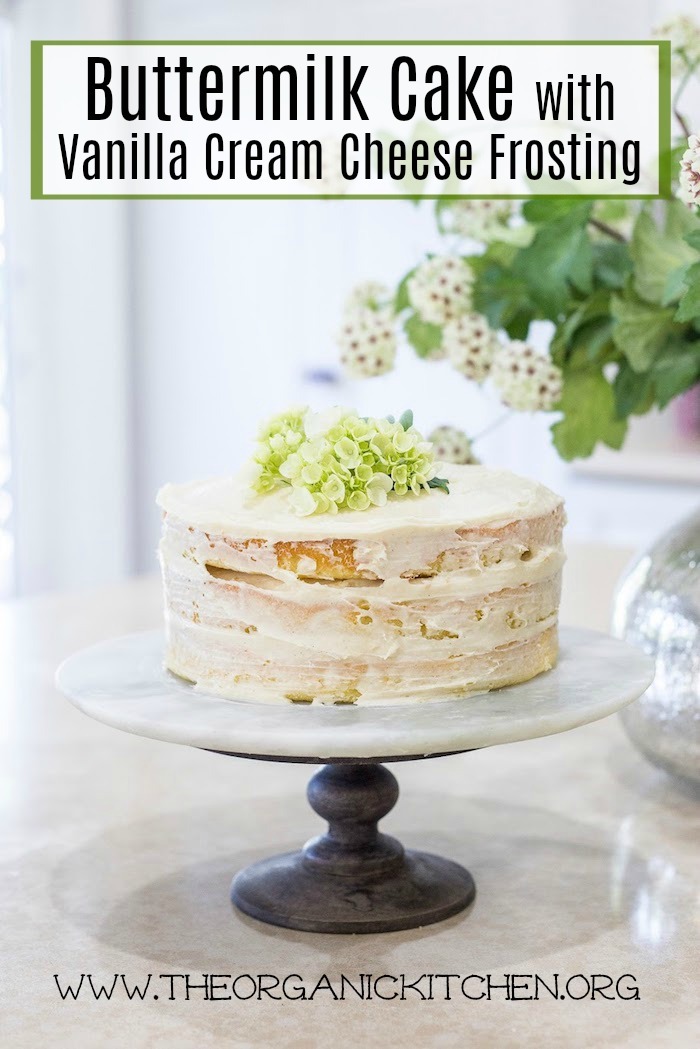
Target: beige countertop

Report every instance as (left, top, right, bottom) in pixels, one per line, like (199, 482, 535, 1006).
(2, 545, 699, 1049)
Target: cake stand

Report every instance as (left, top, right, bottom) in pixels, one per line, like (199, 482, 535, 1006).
(56, 627, 654, 934)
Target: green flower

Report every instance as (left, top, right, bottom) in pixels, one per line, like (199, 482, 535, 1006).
(248, 406, 450, 515)
(251, 408, 307, 494)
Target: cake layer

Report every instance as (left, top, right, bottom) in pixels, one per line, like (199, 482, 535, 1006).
(158, 466, 562, 581)
(164, 623, 559, 705)
(161, 495, 564, 584)
(162, 555, 561, 662)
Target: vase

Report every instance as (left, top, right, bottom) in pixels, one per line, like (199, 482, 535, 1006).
(612, 507, 700, 786)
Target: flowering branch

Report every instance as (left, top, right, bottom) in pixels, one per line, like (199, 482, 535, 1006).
(676, 108, 692, 141)
(588, 218, 627, 243)
(332, 17, 700, 465)
(672, 59, 698, 138)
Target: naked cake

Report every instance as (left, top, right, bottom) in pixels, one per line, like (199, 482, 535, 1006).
(158, 412, 564, 705)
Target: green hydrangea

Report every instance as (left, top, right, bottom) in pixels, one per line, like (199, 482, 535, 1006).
(250, 407, 307, 495)
(249, 407, 449, 516)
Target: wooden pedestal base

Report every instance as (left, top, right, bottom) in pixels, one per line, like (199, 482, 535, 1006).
(230, 763, 475, 934)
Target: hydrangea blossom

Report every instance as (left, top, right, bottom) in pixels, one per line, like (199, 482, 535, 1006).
(343, 281, 391, 314)
(490, 343, 563, 412)
(407, 256, 474, 325)
(249, 408, 307, 494)
(654, 16, 700, 77)
(679, 133, 700, 206)
(249, 407, 444, 515)
(428, 425, 480, 465)
(446, 199, 513, 241)
(337, 309, 397, 378)
(443, 313, 499, 382)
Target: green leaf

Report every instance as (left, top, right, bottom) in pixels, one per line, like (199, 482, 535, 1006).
(551, 368, 627, 460)
(594, 200, 632, 225)
(471, 259, 534, 339)
(512, 203, 593, 317)
(468, 240, 518, 269)
(592, 242, 632, 290)
(659, 143, 687, 185)
(394, 268, 417, 313)
(665, 198, 700, 242)
(521, 198, 580, 224)
(610, 293, 675, 371)
(662, 262, 694, 305)
(684, 230, 700, 252)
(550, 290, 613, 366)
(630, 209, 698, 305)
(675, 262, 700, 323)
(651, 345, 700, 407)
(399, 409, 414, 430)
(403, 313, 443, 358)
(613, 361, 655, 419)
(571, 317, 616, 364)
(485, 223, 535, 249)
(427, 476, 450, 493)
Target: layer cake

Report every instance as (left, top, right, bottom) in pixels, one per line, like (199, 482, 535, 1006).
(157, 465, 564, 704)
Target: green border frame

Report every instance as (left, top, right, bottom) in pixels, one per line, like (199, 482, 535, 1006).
(30, 39, 672, 201)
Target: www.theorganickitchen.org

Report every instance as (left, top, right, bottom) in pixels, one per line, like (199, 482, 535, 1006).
(53, 972, 641, 1002)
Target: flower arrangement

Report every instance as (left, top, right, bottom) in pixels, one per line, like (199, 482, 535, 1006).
(337, 18, 700, 463)
(248, 406, 448, 516)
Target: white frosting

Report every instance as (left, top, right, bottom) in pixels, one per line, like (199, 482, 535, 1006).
(157, 464, 561, 541)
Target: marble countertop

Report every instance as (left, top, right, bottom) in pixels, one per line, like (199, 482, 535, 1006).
(2, 544, 699, 1049)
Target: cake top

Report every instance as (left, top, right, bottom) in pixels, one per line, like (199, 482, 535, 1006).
(157, 464, 561, 541)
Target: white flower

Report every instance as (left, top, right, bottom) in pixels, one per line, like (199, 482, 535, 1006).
(490, 343, 563, 412)
(288, 486, 317, 517)
(679, 133, 700, 206)
(366, 471, 393, 507)
(446, 199, 513, 241)
(407, 256, 474, 325)
(428, 425, 480, 465)
(343, 281, 391, 314)
(337, 310, 397, 378)
(654, 16, 700, 77)
(304, 407, 349, 439)
(443, 313, 499, 382)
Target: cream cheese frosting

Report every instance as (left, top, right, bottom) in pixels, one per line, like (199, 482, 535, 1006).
(157, 465, 562, 540)
(158, 464, 565, 705)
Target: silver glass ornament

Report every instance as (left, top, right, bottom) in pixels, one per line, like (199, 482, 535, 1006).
(613, 508, 700, 786)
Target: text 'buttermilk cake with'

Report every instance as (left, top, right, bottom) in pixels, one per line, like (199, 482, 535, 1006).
(157, 408, 565, 705)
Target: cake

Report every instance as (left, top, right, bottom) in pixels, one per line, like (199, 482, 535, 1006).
(157, 464, 564, 705)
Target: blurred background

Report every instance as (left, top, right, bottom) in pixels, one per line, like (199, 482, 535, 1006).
(1, 0, 699, 599)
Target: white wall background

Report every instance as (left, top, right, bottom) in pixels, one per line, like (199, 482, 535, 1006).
(8, 0, 132, 594)
(5, 0, 700, 595)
